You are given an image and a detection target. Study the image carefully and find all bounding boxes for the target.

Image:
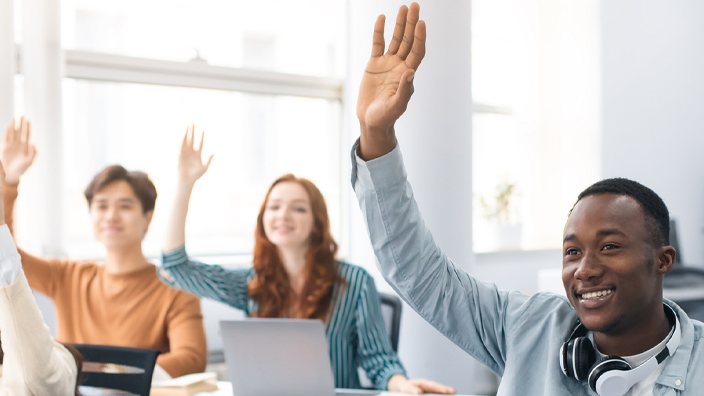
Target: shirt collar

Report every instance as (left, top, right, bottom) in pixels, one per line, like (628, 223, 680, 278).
(655, 299, 695, 391)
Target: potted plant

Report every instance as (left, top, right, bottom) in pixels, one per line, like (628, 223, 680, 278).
(478, 180, 522, 251)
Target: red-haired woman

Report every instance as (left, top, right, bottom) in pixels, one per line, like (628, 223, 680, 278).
(158, 127, 455, 394)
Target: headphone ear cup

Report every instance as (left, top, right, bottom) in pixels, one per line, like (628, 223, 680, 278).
(573, 337, 596, 381)
(588, 356, 632, 393)
(561, 339, 575, 378)
(562, 337, 596, 380)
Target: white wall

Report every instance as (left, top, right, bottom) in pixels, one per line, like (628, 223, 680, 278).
(601, 1, 704, 267)
(0, 0, 13, 122)
(345, 1, 500, 394)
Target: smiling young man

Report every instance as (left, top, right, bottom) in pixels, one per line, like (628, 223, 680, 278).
(351, 3, 703, 396)
(0, 118, 207, 379)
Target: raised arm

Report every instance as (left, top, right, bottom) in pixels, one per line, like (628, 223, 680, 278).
(162, 125, 213, 252)
(1, 118, 65, 298)
(356, 3, 425, 161)
(351, 5, 537, 376)
(159, 128, 253, 309)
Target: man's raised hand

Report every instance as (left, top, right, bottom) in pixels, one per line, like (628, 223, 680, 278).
(1, 117, 37, 186)
(357, 2, 425, 160)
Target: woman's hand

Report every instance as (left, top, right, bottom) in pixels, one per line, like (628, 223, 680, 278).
(356, 2, 425, 161)
(163, 125, 213, 252)
(1, 117, 37, 186)
(387, 374, 456, 395)
(179, 125, 213, 186)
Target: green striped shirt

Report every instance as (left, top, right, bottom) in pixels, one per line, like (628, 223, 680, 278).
(159, 246, 406, 389)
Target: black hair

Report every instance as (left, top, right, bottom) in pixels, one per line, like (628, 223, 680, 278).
(571, 178, 670, 247)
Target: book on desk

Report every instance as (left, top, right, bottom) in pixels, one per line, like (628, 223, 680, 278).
(151, 372, 219, 396)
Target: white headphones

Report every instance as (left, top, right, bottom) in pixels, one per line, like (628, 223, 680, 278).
(559, 305, 681, 396)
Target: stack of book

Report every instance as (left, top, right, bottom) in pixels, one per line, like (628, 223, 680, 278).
(150, 372, 219, 396)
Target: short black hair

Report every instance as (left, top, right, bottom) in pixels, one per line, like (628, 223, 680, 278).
(571, 178, 669, 246)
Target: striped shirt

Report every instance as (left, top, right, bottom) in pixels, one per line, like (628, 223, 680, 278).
(159, 246, 406, 390)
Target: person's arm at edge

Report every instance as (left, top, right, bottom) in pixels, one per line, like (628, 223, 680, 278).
(0, 149, 77, 394)
(155, 292, 207, 378)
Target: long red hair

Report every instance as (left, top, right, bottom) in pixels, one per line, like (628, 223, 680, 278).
(248, 174, 343, 320)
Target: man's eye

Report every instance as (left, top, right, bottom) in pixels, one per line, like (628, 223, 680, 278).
(602, 244, 618, 250)
(565, 248, 579, 256)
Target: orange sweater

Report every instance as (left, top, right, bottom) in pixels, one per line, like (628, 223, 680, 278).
(3, 185, 207, 378)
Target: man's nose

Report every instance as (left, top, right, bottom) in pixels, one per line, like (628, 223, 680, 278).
(106, 206, 119, 219)
(574, 251, 603, 281)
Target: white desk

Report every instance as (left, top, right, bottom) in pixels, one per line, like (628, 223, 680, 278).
(196, 382, 482, 396)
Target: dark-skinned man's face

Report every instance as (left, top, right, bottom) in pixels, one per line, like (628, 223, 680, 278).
(561, 193, 664, 334)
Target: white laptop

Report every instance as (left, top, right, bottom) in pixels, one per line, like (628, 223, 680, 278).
(220, 319, 380, 396)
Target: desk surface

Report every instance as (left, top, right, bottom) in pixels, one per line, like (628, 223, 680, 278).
(195, 382, 481, 396)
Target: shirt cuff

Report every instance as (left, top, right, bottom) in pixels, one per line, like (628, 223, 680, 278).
(0, 224, 22, 287)
(160, 245, 188, 267)
(350, 138, 407, 193)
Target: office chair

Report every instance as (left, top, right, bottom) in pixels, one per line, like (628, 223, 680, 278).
(379, 292, 403, 352)
(664, 267, 704, 322)
(669, 220, 682, 267)
(69, 344, 160, 396)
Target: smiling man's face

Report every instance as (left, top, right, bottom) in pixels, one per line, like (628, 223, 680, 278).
(562, 193, 662, 335)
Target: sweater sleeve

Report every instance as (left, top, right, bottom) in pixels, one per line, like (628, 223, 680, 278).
(0, 248, 77, 396)
(159, 245, 253, 313)
(355, 271, 406, 390)
(155, 291, 208, 378)
(3, 184, 71, 298)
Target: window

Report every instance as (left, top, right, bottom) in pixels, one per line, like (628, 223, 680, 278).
(7, 0, 346, 260)
(472, 0, 601, 252)
(63, 80, 342, 258)
(61, 0, 345, 77)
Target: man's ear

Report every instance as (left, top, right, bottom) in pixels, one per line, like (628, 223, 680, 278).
(657, 245, 676, 275)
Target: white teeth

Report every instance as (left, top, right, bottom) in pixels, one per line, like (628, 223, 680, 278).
(580, 289, 613, 300)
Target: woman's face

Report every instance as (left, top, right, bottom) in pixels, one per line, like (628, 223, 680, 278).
(263, 182, 314, 251)
(90, 180, 153, 250)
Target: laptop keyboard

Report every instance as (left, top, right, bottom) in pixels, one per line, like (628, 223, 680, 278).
(335, 390, 381, 396)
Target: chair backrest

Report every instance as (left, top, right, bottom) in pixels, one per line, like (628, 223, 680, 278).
(69, 344, 160, 396)
(669, 219, 683, 266)
(664, 266, 704, 322)
(378, 292, 402, 352)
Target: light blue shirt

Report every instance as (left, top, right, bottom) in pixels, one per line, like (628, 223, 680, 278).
(350, 141, 703, 395)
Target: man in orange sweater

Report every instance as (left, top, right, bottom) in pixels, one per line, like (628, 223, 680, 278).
(1, 118, 207, 379)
